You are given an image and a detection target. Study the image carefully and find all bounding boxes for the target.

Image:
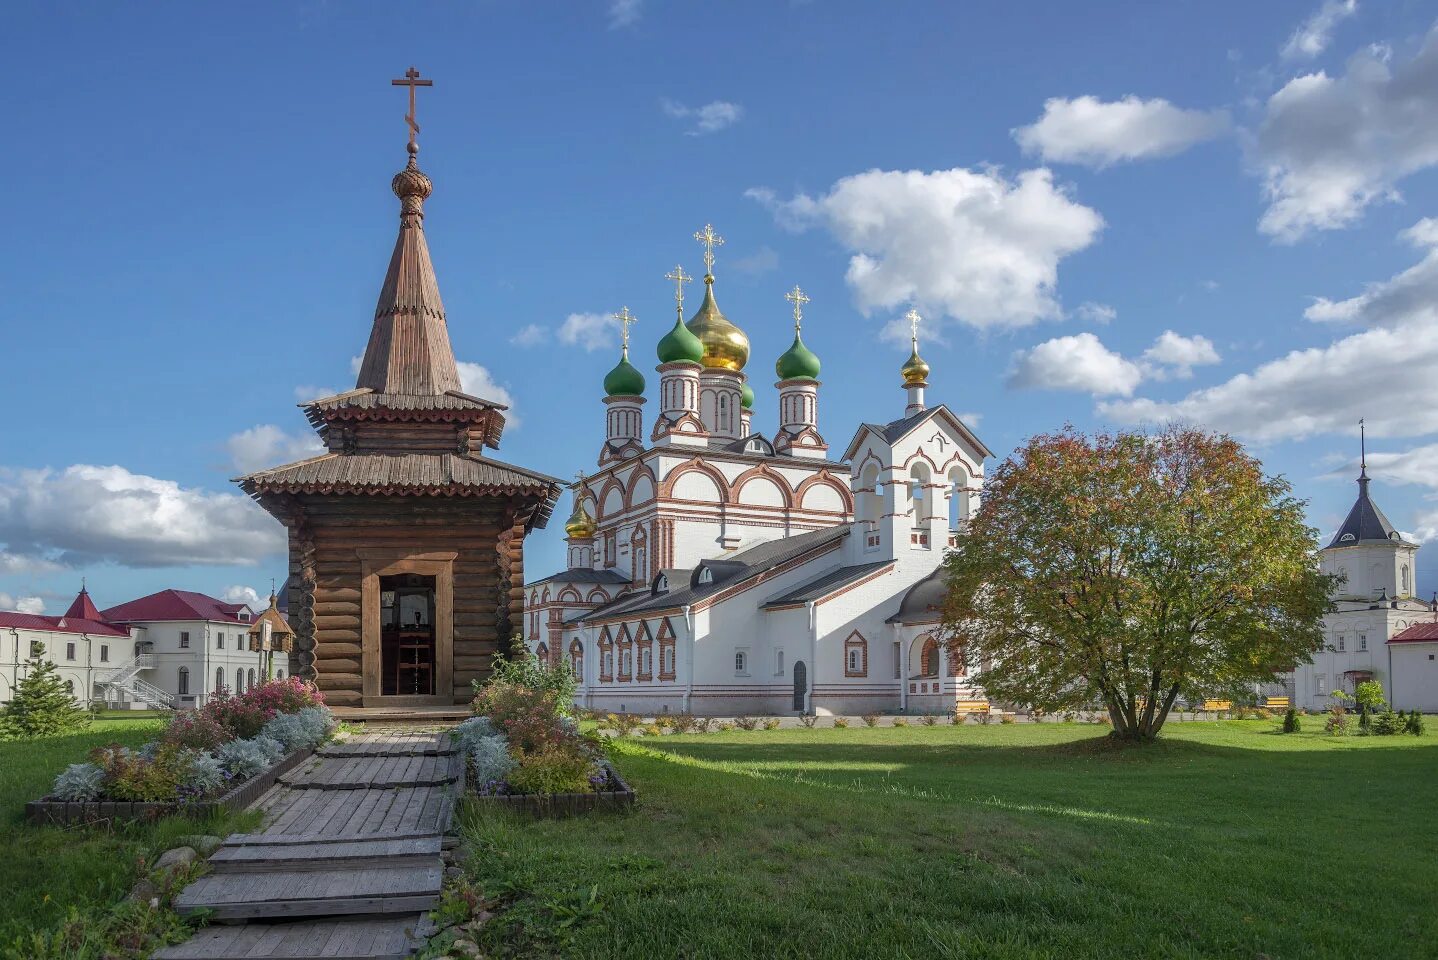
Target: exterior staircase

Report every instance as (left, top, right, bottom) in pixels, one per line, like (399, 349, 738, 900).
(98, 654, 174, 709)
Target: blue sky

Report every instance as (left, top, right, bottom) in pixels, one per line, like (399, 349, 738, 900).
(4, 0, 1438, 613)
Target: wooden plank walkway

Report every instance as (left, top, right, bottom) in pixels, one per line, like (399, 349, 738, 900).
(157, 730, 459, 960)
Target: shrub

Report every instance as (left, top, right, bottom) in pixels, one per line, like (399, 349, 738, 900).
(949, 711, 965, 725)
(181, 752, 228, 797)
(89, 743, 195, 802)
(261, 706, 333, 752)
(1373, 710, 1405, 735)
(668, 713, 697, 734)
(452, 716, 499, 753)
(716, 721, 735, 731)
(1354, 680, 1386, 714)
(892, 717, 909, 727)
(693, 716, 714, 733)
(1283, 708, 1301, 734)
(920, 714, 938, 726)
(217, 737, 281, 780)
(734, 716, 758, 731)
(469, 735, 516, 788)
(1324, 704, 1352, 736)
(1062, 711, 1077, 724)
(507, 743, 595, 796)
(1406, 710, 1425, 736)
(976, 710, 994, 725)
(240, 677, 325, 716)
(1254, 708, 1272, 720)
(861, 713, 880, 727)
(52, 762, 105, 801)
(832, 717, 849, 728)
(642, 723, 663, 737)
(799, 714, 818, 728)
(1, 659, 90, 738)
(204, 694, 276, 741)
(163, 710, 231, 751)
(761, 717, 781, 730)
(1000, 713, 1016, 724)
(483, 652, 577, 715)
(611, 713, 642, 736)
(474, 681, 571, 754)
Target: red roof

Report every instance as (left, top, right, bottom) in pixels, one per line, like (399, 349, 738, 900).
(1388, 622, 1438, 644)
(101, 589, 250, 625)
(62, 587, 102, 621)
(0, 611, 130, 638)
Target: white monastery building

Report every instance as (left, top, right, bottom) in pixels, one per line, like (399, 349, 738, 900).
(1286, 460, 1438, 712)
(0, 586, 280, 710)
(524, 228, 991, 716)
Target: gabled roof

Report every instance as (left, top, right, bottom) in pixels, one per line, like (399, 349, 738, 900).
(1327, 473, 1413, 548)
(760, 561, 892, 609)
(1389, 622, 1438, 644)
(575, 525, 850, 622)
(842, 404, 993, 463)
(0, 611, 130, 638)
(527, 569, 632, 588)
(101, 589, 251, 625)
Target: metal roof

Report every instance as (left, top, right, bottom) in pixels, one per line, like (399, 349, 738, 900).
(526, 569, 633, 588)
(1327, 474, 1412, 548)
(760, 561, 893, 609)
(102, 589, 251, 625)
(885, 566, 948, 624)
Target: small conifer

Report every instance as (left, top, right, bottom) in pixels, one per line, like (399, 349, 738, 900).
(1, 659, 90, 738)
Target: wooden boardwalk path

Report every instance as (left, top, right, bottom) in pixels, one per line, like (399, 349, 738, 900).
(156, 731, 460, 960)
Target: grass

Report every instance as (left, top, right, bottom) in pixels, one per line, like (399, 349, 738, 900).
(0, 712, 258, 958)
(449, 720, 1438, 959)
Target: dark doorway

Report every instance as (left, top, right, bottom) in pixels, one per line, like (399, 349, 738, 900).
(793, 660, 807, 712)
(381, 573, 436, 696)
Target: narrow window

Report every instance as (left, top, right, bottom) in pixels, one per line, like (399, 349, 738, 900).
(65, 642, 76, 660)
(735, 650, 747, 674)
(217, 631, 225, 650)
(178, 667, 190, 696)
(100, 645, 109, 663)
(775, 650, 784, 675)
(1337, 635, 1345, 652)
(179, 631, 190, 649)
(216, 667, 225, 694)
(1358, 634, 1367, 652)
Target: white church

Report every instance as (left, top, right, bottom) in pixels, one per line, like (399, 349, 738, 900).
(523, 227, 991, 716)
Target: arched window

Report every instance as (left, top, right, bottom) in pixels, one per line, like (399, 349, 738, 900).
(248, 668, 256, 690)
(64, 679, 75, 696)
(215, 667, 225, 694)
(536, 641, 550, 664)
(178, 666, 190, 696)
(1402, 564, 1410, 594)
(948, 466, 972, 529)
(570, 639, 583, 678)
(844, 632, 868, 677)
(277, 669, 285, 680)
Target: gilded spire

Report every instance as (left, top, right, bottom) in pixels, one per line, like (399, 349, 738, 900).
(564, 472, 598, 539)
(355, 68, 463, 398)
(686, 223, 749, 371)
(901, 308, 930, 386)
(694, 223, 725, 277)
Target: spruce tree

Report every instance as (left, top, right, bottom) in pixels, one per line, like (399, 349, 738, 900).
(1, 658, 90, 737)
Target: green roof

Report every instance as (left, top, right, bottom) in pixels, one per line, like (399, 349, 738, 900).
(604, 354, 646, 397)
(775, 333, 821, 381)
(656, 315, 705, 365)
(740, 381, 755, 410)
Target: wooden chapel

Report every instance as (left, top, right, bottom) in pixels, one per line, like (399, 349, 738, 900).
(239, 71, 560, 707)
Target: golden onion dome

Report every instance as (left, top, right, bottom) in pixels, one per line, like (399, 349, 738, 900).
(901, 340, 930, 386)
(685, 275, 749, 371)
(563, 491, 597, 539)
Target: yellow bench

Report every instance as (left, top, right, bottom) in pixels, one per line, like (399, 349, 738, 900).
(1264, 696, 1290, 710)
(955, 700, 990, 714)
(1202, 699, 1232, 712)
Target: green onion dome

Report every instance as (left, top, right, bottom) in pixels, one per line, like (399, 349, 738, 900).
(603, 352, 646, 397)
(740, 381, 755, 410)
(656, 314, 705, 365)
(775, 333, 821, 381)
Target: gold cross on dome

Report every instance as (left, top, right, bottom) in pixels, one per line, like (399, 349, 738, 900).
(785, 284, 811, 332)
(612, 306, 638, 354)
(391, 66, 433, 147)
(905, 308, 923, 344)
(573, 471, 588, 489)
(693, 223, 725, 275)
(665, 265, 692, 312)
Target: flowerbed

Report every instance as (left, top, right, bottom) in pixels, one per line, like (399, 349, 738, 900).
(455, 656, 632, 815)
(29, 677, 335, 824)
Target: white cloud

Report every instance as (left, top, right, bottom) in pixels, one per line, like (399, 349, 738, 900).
(1103, 220, 1438, 440)
(0, 593, 46, 614)
(661, 99, 744, 135)
(1014, 95, 1230, 168)
(1075, 301, 1117, 325)
(731, 246, 779, 275)
(293, 385, 340, 403)
(1255, 27, 1438, 241)
(1008, 333, 1145, 397)
(1281, 0, 1358, 60)
(608, 0, 641, 29)
(1141, 331, 1221, 379)
(221, 585, 264, 610)
(955, 412, 983, 428)
(0, 464, 284, 569)
(1010, 329, 1221, 397)
(510, 324, 547, 348)
(225, 425, 324, 474)
(748, 167, 1103, 332)
(557, 312, 617, 352)
(456, 362, 518, 429)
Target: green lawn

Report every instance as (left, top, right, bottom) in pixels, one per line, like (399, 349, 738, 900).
(0, 713, 257, 957)
(449, 720, 1438, 959)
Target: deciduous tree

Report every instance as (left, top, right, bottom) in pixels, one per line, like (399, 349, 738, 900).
(941, 426, 1332, 742)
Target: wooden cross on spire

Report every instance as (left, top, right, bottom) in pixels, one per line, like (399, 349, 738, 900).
(785, 284, 811, 332)
(612, 306, 638, 355)
(693, 223, 724, 276)
(391, 67, 433, 149)
(905, 308, 923, 345)
(665, 265, 692, 314)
